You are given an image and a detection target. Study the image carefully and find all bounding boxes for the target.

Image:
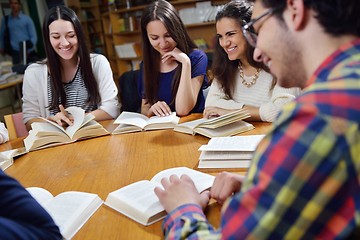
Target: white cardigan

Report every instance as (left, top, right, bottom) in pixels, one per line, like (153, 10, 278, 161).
(0, 122, 9, 144)
(205, 70, 301, 122)
(22, 54, 120, 124)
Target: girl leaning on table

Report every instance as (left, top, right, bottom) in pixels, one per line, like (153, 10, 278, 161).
(22, 6, 119, 130)
(138, 0, 208, 117)
(203, 1, 301, 122)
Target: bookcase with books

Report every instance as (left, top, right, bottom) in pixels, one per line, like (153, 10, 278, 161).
(68, 0, 106, 55)
(104, 0, 227, 78)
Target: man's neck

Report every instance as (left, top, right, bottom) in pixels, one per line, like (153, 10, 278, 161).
(298, 14, 358, 80)
(304, 34, 357, 79)
(11, 10, 20, 17)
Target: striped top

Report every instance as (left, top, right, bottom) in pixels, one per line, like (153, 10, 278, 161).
(162, 39, 360, 239)
(47, 67, 97, 115)
(205, 70, 301, 122)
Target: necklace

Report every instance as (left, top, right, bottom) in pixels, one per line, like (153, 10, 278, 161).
(238, 64, 261, 88)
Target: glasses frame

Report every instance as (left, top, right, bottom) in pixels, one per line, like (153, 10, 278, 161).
(242, 7, 280, 47)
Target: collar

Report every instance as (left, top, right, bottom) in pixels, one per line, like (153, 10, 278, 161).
(306, 38, 360, 87)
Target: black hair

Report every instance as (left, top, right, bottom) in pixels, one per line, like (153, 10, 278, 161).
(212, 0, 271, 99)
(42, 5, 101, 112)
(252, 0, 360, 37)
(140, 0, 197, 105)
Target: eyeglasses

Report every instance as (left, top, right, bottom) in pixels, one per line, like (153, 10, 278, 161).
(242, 7, 280, 47)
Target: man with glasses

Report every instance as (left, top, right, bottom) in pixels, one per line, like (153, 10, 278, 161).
(154, 0, 360, 239)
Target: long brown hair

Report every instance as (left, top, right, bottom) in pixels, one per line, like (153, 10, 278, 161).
(140, 0, 197, 105)
(42, 6, 101, 112)
(212, 1, 274, 99)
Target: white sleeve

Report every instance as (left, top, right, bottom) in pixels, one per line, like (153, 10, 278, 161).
(205, 79, 244, 109)
(0, 122, 9, 143)
(91, 54, 120, 118)
(259, 84, 302, 122)
(22, 63, 49, 124)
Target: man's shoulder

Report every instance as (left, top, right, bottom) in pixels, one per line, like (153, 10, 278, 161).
(18, 12, 34, 22)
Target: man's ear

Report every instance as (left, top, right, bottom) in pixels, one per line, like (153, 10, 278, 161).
(285, 0, 306, 30)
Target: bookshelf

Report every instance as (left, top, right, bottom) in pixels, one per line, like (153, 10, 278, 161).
(102, 0, 227, 79)
(67, 0, 105, 55)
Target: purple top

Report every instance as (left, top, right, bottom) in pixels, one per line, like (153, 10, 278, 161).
(138, 49, 208, 113)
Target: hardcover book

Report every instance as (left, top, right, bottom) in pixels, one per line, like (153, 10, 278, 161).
(174, 109, 254, 138)
(112, 111, 180, 134)
(24, 107, 109, 151)
(27, 187, 103, 240)
(104, 167, 214, 225)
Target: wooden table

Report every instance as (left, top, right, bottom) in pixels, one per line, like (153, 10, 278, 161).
(1, 119, 272, 239)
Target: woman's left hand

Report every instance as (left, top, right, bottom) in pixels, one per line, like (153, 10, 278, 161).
(47, 105, 74, 127)
(203, 107, 234, 119)
(161, 47, 189, 65)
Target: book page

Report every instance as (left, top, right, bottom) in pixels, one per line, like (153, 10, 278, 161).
(112, 124, 143, 134)
(174, 118, 206, 134)
(64, 107, 87, 139)
(150, 167, 215, 193)
(198, 159, 251, 169)
(104, 180, 165, 226)
(24, 131, 70, 151)
(195, 121, 254, 138)
(199, 135, 265, 151)
(40, 191, 102, 240)
(146, 112, 179, 125)
(31, 122, 69, 138)
(73, 120, 109, 140)
(198, 109, 250, 129)
(199, 151, 253, 160)
(0, 149, 18, 159)
(0, 149, 17, 170)
(114, 111, 149, 129)
(26, 187, 54, 207)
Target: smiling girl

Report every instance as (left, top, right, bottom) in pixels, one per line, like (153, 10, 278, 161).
(204, 1, 300, 122)
(138, 0, 208, 117)
(22, 6, 119, 130)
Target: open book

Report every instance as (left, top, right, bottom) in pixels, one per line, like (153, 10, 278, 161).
(0, 147, 28, 170)
(104, 167, 214, 225)
(27, 187, 103, 240)
(198, 135, 265, 168)
(174, 109, 254, 138)
(112, 111, 180, 134)
(24, 106, 109, 151)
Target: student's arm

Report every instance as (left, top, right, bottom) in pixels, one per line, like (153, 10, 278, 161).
(22, 64, 49, 130)
(204, 79, 246, 118)
(258, 84, 301, 122)
(91, 54, 120, 120)
(0, 170, 62, 239)
(141, 99, 172, 117)
(157, 102, 355, 239)
(163, 48, 205, 116)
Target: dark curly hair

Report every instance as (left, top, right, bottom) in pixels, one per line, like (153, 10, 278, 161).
(212, 0, 270, 100)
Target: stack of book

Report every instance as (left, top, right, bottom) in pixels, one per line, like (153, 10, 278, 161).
(198, 135, 266, 169)
(174, 109, 254, 138)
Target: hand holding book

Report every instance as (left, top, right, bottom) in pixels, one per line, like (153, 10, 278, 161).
(46, 104, 74, 127)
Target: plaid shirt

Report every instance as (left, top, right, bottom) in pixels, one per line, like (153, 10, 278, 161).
(162, 39, 360, 239)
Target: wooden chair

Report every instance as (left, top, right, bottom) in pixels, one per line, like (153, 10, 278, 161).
(4, 112, 28, 140)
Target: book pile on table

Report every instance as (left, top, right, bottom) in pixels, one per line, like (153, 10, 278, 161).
(198, 135, 265, 169)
